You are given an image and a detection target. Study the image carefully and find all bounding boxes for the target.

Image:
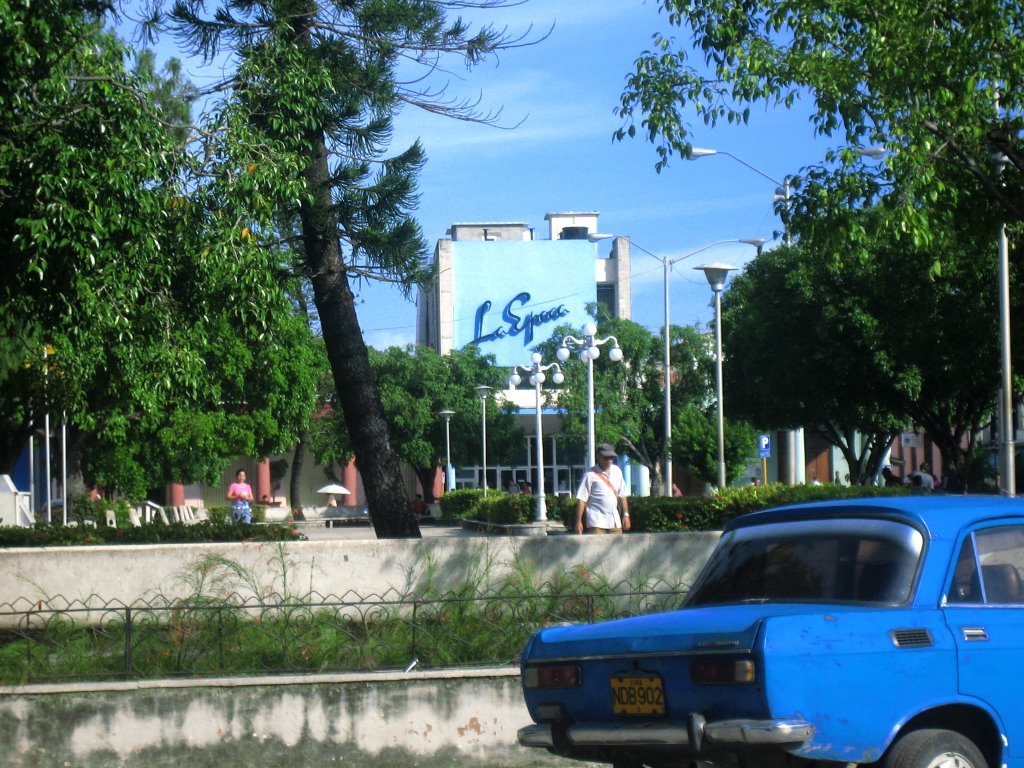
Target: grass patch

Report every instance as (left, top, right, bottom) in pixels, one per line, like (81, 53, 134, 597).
(0, 543, 686, 684)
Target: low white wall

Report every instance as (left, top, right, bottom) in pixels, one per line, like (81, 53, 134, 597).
(0, 668, 573, 767)
(0, 533, 721, 622)
(0, 532, 724, 766)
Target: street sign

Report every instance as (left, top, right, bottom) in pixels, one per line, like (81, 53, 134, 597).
(758, 434, 772, 458)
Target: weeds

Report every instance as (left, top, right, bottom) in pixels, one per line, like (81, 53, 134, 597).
(0, 544, 690, 685)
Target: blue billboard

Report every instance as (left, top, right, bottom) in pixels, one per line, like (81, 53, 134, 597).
(451, 240, 597, 366)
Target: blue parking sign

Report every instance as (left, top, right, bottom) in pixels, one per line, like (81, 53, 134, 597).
(758, 434, 771, 458)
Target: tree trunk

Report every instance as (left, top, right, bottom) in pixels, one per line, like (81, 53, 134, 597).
(300, 131, 419, 539)
(289, 433, 307, 520)
(416, 466, 437, 504)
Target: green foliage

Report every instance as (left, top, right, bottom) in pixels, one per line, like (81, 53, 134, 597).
(615, 0, 1023, 245)
(309, 345, 522, 503)
(0, 543, 689, 683)
(722, 220, 1004, 483)
(0, 519, 301, 548)
(68, 494, 133, 529)
(0, 5, 322, 491)
(672, 403, 758, 486)
(147, 0, 538, 537)
(437, 488, 485, 520)
(620, 484, 910, 533)
(536, 312, 757, 493)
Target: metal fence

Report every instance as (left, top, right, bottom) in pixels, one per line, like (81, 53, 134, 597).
(0, 582, 689, 685)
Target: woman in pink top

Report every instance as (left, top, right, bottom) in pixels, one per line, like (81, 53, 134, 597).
(227, 469, 253, 523)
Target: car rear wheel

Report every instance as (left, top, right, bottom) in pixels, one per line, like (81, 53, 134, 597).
(884, 729, 987, 768)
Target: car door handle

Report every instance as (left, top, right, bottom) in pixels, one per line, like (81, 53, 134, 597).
(961, 627, 989, 641)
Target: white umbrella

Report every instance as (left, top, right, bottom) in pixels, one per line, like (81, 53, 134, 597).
(317, 483, 351, 495)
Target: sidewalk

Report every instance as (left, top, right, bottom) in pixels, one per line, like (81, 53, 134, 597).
(296, 519, 567, 541)
(297, 520, 473, 541)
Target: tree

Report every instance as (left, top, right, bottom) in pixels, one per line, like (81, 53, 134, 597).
(722, 243, 906, 483)
(615, 0, 1023, 248)
(0, 4, 321, 497)
(672, 402, 757, 488)
(721, 220, 1005, 484)
(666, 325, 757, 487)
(537, 312, 755, 493)
(375, 346, 521, 502)
(152, 0, 537, 537)
(311, 345, 520, 504)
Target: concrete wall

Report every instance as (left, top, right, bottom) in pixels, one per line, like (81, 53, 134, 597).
(0, 533, 722, 621)
(0, 533, 723, 765)
(0, 536, 724, 768)
(0, 668, 582, 768)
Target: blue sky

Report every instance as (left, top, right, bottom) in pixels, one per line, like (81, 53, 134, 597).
(152, 0, 835, 349)
(363, 0, 834, 349)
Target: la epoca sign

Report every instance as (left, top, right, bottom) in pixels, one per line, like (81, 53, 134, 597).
(471, 291, 570, 347)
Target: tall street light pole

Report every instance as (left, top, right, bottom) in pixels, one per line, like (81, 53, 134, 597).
(690, 147, 797, 482)
(438, 409, 455, 493)
(473, 386, 492, 496)
(557, 323, 624, 469)
(590, 233, 762, 496)
(697, 263, 737, 489)
(661, 239, 763, 496)
(510, 353, 564, 521)
(995, 141, 1015, 496)
(998, 216, 1015, 495)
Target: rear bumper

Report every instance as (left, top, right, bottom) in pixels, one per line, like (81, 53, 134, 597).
(518, 715, 814, 752)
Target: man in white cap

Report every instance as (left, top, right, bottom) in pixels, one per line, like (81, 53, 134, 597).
(574, 444, 631, 534)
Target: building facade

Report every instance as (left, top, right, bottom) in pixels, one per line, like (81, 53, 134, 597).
(416, 212, 630, 364)
(416, 211, 644, 496)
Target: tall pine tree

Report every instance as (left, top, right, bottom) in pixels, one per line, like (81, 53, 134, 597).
(151, 0, 535, 536)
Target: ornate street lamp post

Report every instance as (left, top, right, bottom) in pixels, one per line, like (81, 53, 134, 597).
(438, 409, 455, 493)
(557, 323, 624, 469)
(510, 353, 564, 521)
(473, 386, 492, 496)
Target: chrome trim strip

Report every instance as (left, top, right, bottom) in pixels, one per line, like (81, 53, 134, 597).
(569, 722, 691, 746)
(517, 718, 813, 749)
(705, 719, 815, 745)
(517, 724, 554, 748)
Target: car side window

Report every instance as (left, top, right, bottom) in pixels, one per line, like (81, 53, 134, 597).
(948, 526, 1024, 605)
(975, 525, 1024, 605)
(947, 537, 980, 603)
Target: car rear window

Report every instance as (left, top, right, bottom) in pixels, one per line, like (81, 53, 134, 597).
(688, 518, 924, 606)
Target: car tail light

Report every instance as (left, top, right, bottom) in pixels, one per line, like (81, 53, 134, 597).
(690, 659, 755, 684)
(524, 664, 582, 688)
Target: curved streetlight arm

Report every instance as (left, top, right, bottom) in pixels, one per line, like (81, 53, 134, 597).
(667, 237, 766, 269)
(689, 148, 784, 187)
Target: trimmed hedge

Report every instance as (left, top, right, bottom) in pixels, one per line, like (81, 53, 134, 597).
(617, 483, 910, 532)
(0, 495, 294, 548)
(0, 520, 304, 547)
(4, 483, 914, 547)
(442, 482, 911, 532)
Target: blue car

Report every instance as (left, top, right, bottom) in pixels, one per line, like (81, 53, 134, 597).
(518, 496, 1024, 768)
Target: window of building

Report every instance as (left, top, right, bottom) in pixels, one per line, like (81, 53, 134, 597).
(596, 283, 616, 317)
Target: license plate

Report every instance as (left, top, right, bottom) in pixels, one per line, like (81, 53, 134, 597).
(610, 674, 666, 715)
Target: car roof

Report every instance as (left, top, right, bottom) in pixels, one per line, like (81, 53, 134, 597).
(725, 495, 1024, 540)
